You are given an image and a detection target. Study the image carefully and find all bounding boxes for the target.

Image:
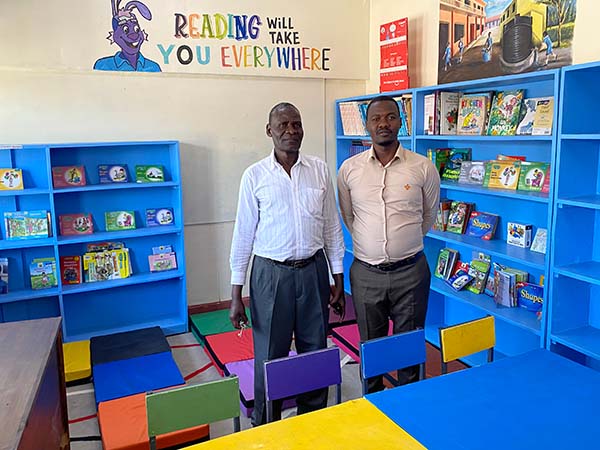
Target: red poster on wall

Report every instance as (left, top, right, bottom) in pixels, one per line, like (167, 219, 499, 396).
(379, 18, 409, 92)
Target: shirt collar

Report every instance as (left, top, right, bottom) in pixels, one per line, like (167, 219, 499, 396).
(368, 142, 406, 166)
(114, 51, 147, 70)
(269, 150, 307, 170)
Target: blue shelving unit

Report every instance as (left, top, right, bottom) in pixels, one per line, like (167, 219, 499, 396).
(0, 141, 187, 342)
(547, 61, 600, 370)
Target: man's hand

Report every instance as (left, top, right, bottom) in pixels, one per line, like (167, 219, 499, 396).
(329, 273, 345, 322)
(229, 285, 249, 329)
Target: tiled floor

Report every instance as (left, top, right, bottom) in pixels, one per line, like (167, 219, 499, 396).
(67, 331, 466, 449)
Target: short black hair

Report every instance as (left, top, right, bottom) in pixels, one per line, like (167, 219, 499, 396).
(366, 95, 400, 119)
(268, 102, 300, 123)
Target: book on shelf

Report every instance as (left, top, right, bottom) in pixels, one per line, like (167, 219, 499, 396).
(434, 247, 458, 280)
(338, 101, 367, 136)
(457, 93, 490, 135)
(507, 222, 532, 248)
(152, 245, 173, 255)
(98, 164, 129, 183)
(424, 94, 436, 135)
(517, 161, 549, 192)
(465, 258, 491, 294)
(441, 148, 472, 182)
(105, 211, 136, 231)
(83, 247, 132, 282)
(145, 208, 174, 227)
(446, 201, 475, 234)
(483, 160, 521, 190)
(531, 97, 554, 136)
(439, 91, 459, 135)
(465, 211, 499, 240)
(516, 282, 543, 313)
(148, 252, 178, 272)
(446, 268, 474, 291)
(433, 199, 453, 231)
(0, 169, 24, 190)
(516, 97, 552, 135)
(349, 140, 371, 157)
(497, 154, 526, 161)
(29, 257, 58, 290)
(60, 255, 83, 285)
(59, 213, 94, 236)
(52, 165, 86, 188)
(486, 90, 524, 136)
(0, 258, 8, 294)
(135, 165, 165, 183)
(4, 210, 50, 240)
(530, 228, 547, 254)
(396, 95, 413, 135)
(458, 161, 486, 185)
(427, 148, 450, 176)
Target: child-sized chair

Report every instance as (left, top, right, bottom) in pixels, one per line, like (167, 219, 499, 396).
(263, 347, 342, 423)
(439, 315, 495, 375)
(359, 328, 427, 395)
(146, 376, 241, 450)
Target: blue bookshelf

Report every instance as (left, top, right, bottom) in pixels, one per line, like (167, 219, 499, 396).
(547, 61, 600, 370)
(0, 141, 187, 342)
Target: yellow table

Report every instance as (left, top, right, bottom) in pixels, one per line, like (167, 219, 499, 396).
(184, 398, 425, 450)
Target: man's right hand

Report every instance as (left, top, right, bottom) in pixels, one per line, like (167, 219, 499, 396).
(229, 285, 249, 329)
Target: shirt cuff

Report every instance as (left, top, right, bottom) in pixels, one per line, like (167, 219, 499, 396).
(329, 259, 344, 275)
(230, 271, 247, 286)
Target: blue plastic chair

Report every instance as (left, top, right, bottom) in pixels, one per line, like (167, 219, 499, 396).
(359, 328, 427, 395)
(263, 347, 342, 423)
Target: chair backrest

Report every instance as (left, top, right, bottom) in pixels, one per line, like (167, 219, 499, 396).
(359, 328, 426, 395)
(146, 376, 240, 448)
(439, 316, 495, 374)
(264, 347, 342, 422)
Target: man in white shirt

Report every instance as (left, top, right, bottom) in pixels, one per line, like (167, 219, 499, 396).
(229, 102, 345, 426)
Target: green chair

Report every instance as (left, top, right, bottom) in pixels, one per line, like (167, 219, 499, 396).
(146, 376, 241, 450)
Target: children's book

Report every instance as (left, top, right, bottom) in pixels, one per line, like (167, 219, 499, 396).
(145, 208, 174, 227)
(105, 211, 136, 231)
(439, 91, 459, 135)
(52, 166, 86, 188)
(516, 97, 551, 135)
(446, 201, 474, 234)
(497, 154, 526, 162)
(530, 228, 547, 254)
(86, 241, 125, 252)
(457, 93, 490, 135)
(135, 165, 164, 183)
(507, 222, 532, 248)
(483, 160, 521, 190)
(516, 282, 543, 312)
(0, 258, 8, 294)
(152, 245, 174, 255)
(434, 248, 458, 280)
(441, 148, 472, 182)
(30, 257, 58, 290)
(427, 148, 451, 176)
(465, 211, 499, 240)
(486, 90, 524, 136)
(517, 162, 549, 192)
(458, 161, 486, 185)
(83, 248, 131, 282)
(494, 269, 513, 307)
(424, 94, 436, 135)
(98, 164, 129, 183)
(149, 252, 177, 272)
(433, 199, 453, 231)
(59, 213, 94, 236)
(466, 258, 491, 294)
(446, 269, 474, 291)
(531, 97, 554, 136)
(4, 211, 50, 240)
(60, 256, 82, 285)
(0, 169, 23, 190)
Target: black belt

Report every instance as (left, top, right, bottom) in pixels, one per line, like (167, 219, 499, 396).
(357, 251, 423, 272)
(266, 251, 320, 269)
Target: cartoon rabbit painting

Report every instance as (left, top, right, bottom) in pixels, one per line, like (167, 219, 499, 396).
(94, 0, 161, 72)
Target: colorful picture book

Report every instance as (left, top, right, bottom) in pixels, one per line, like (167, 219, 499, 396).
(83, 247, 132, 282)
(60, 256, 82, 285)
(447, 269, 474, 291)
(424, 94, 436, 135)
(530, 228, 548, 254)
(427, 148, 450, 176)
(52, 166, 86, 188)
(465, 211, 499, 240)
(483, 160, 521, 190)
(0, 258, 8, 294)
(59, 213, 94, 236)
(441, 148, 472, 182)
(465, 258, 491, 294)
(516, 97, 552, 135)
(0, 169, 23, 190)
(439, 91, 459, 135)
(105, 211, 136, 231)
(145, 208, 174, 227)
(486, 90, 524, 136)
(531, 97, 555, 136)
(494, 266, 529, 308)
(434, 247, 458, 280)
(30, 257, 58, 290)
(458, 161, 486, 185)
(152, 245, 173, 255)
(446, 201, 474, 234)
(457, 93, 490, 135)
(4, 210, 50, 240)
(148, 252, 178, 272)
(517, 162, 549, 192)
(98, 164, 129, 183)
(135, 165, 164, 183)
(507, 222, 532, 248)
(516, 282, 543, 312)
(433, 199, 453, 231)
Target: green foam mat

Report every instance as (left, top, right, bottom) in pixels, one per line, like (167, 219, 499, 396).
(190, 308, 252, 345)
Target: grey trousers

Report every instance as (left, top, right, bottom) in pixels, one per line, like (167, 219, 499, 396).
(350, 253, 430, 393)
(249, 250, 330, 426)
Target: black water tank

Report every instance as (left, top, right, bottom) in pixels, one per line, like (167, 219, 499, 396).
(502, 15, 533, 64)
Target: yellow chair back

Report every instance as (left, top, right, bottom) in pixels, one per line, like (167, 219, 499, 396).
(439, 316, 495, 373)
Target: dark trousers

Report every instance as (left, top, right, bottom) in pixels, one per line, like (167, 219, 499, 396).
(350, 253, 430, 393)
(249, 250, 330, 426)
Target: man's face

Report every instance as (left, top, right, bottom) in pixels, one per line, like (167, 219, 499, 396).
(267, 107, 304, 154)
(366, 101, 401, 147)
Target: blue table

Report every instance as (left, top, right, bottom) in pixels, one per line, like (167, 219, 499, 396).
(367, 349, 600, 450)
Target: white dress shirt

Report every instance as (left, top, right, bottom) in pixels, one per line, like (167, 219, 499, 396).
(230, 151, 345, 285)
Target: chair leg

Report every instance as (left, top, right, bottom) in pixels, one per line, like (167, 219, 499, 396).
(335, 383, 342, 404)
(361, 379, 368, 396)
(488, 348, 494, 363)
(233, 416, 241, 433)
(266, 400, 273, 423)
(149, 436, 157, 450)
(419, 362, 425, 380)
(441, 361, 448, 375)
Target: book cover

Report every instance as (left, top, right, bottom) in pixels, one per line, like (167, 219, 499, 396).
(486, 90, 524, 136)
(483, 160, 521, 190)
(86, 241, 125, 252)
(446, 201, 473, 234)
(531, 97, 554, 136)
(152, 245, 174, 255)
(59, 213, 94, 236)
(497, 154, 526, 161)
(149, 252, 177, 272)
(0, 257, 8, 294)
(52, 166, 86, 188)
(466, 258, 491, 294)
(30, 258, 58, 290)
(458, 161, 486, 185)
(516, 97, 551, 135)
(530, 228, 548, 254)
(424, 94, 436, 135)
(60, 256, 82, 284)
(433, 199, 453, 231)
(4, 210, 49, 240)
(427, 148, 451, 176)
(135, 165, 164, 183)
(465, 211, 499, 240)
(145, 208, 174, 227)
(98, 164, 129, 183)
(446, 269, 474, 291)
(457, 93, 489, 135)
(105, 211, 136, 231)
(507, 222, 532, 248)
(516, 282, 543, 312)
(441, 148, 472, 182)
(517, 161, 549, 192)
(439, 91, 459, 135)
(541, 165, 551, 194)
(494, 269, 513, 307)
(434, 248, 456, 279)
(83, 248, 131, 282)
(0, 169, 24, 190)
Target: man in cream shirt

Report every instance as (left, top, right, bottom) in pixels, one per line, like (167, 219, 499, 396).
(338, 95, 440, 393)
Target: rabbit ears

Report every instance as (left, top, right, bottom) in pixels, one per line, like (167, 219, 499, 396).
(112, 0, 152, 21)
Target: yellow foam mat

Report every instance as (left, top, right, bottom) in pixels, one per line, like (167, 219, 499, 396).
(184, 398, 425, 450)
(63, 340, 91, 383)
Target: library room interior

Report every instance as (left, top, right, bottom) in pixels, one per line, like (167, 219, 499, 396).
(2, 0, 600, 449)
